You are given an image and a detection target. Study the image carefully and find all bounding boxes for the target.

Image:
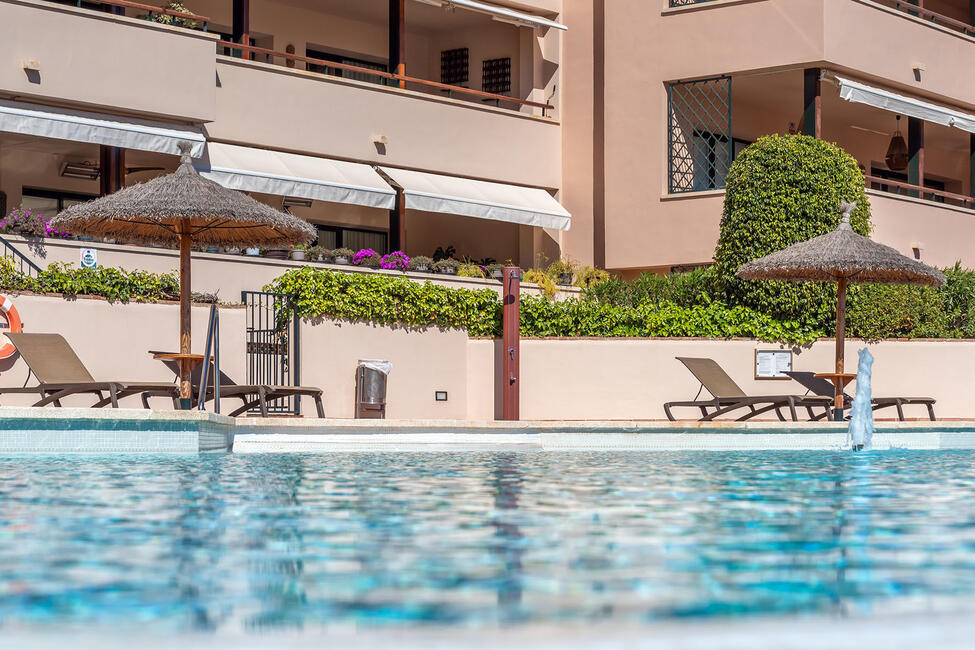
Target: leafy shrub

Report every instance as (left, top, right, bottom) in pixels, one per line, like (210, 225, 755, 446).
(847, 283, 945, 341)
(524, 268, 558, 299)
(714, 135, 871, 330)
(574, 265, 610, 288)
(407, 256, 433, 271)
(2, 207, 67, 238)
(0, 260, 183, 303)
(145, 1, 198, 28)
(584, 266, 722, 309)
(458, 263, 485, 278)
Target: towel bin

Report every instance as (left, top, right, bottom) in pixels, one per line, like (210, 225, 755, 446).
(355, 359, 391, 418)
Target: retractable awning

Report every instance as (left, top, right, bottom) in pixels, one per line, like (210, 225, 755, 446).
(197, 143, 396, 209)
(837, 76, 975, 134)
(379, 167, 571, 231)
(0, 99, 206, 156)
(414, 0, 567, 31)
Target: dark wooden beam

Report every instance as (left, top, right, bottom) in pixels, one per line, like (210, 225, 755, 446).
(388, 190, 406, 252)
(908, 117, 924, 199)
(389, 0, 405, 89)
(99, 145, 124, 196)
(232, 0, 250, 58)
(803, 68, 822, 139)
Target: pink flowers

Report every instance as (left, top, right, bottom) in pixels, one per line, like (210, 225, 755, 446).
(381, 251, 410, 270)
(1, 208, 66, 238)
(352, 248, 379, 265)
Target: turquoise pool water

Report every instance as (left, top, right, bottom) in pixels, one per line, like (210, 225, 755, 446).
(1, 450, 974, 632)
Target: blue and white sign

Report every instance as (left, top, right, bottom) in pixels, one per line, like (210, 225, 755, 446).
(80, 248, 98, 269)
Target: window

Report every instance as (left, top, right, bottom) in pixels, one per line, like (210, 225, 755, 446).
(668, 76, 732, 193)
(306, 49, 388, 85)
(441, 48, 470, 86)
(21, 188, 95, 218)
(314, 225, 388, 254)
(482, 57, 511, 95)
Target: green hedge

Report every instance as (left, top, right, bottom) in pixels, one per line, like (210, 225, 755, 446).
(267, 267, 823, 343)
(0, 261, 182, 302)
(714, 135, 871, 330)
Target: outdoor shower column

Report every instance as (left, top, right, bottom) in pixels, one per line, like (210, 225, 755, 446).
(389, 0, 406, 89)
(803, 68, 822, 139)
(908, 117, 924, 199)
(501, 267, 521, 421)
(232, 0, 250, 58)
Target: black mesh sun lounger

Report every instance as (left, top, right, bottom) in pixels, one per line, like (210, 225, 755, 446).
(664, 357, 833, 422)
(784, 371, 935, 421)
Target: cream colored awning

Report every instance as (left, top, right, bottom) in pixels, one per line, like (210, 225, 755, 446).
(0, 99, 206, 156)
(837, 76, 975, 134)
(380, 167, 571, 231)
(412, 0, 566, 30)
(197, 143, 396, 209)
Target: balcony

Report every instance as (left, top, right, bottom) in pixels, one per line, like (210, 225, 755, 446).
(657, 68, 975, 271)
(0, 0, 217, 122)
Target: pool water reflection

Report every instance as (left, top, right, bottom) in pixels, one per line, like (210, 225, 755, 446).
(1, 450, 974, 631)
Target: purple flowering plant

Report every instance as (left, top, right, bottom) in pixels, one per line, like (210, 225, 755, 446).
(352, 248, 378, 265)
(1, 208, 67, 239)
(381, 251, 410, 270)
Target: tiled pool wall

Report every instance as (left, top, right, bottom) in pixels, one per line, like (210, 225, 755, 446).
(2, 410, 975, 453)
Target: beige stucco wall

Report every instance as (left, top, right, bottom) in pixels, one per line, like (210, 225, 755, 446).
(0, 294, 244, 408)
(0, 0, 217, 122)
(0, 293, 970, 420)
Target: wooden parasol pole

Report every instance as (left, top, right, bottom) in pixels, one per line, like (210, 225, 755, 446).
(179, 218, 192, 408)
(834, 276, 847, 420)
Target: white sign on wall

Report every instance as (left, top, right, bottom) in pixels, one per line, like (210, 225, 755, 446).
(80, 248, 98, 269)
(755, 350, 793, 379)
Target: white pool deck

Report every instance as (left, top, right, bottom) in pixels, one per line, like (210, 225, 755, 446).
(5, 612, 975, 649)
(0, 407, 974, 452)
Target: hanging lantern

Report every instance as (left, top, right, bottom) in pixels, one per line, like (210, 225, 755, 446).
(885, 115, 909, 171)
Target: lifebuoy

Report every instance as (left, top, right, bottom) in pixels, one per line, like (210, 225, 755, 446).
(0, 296, 22, 360)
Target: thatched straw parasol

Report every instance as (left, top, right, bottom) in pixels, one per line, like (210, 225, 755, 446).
(737, 201, 945, 418)
(52, 142, 315, 406)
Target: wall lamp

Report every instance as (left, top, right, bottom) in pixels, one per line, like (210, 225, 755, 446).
(60, 162, 100, 180)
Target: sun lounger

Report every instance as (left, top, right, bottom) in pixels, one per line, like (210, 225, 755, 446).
(784, 371, 935, 421)
(1, 333, 179, 408)
(149, 352, 325, 418)
(664, 357, 833, 422)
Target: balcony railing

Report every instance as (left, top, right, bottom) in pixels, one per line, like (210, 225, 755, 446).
(866, 175, 975, 210)
(217, 41, 555, 116)
(874, 0, 975, 36)
(70, 0, 210, 30)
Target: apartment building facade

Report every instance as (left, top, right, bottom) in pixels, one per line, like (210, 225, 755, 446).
(0, 0, 566, 269)
(560, 0, 975, 276)
(3, 0, 975, 279)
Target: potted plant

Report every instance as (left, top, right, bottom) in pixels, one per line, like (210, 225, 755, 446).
(458, 263, 485, 279)
(306, 245, 327, 262)
(548, 259, 576, 286)
(264, 247, 289, 260)
(432, 258, 460, 275)
(353, 248, 382, 269)
(245, 246, 261, 256)
(290, 245, 307, 261)
(331, 248, 354, 265)
(485, 263, 505, 280)
(407, 255, 433, 273)
(224, 246, 241, 255)
(381, 251, 411, 271)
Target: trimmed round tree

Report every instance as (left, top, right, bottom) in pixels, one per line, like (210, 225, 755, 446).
(713, 134, 871, 330)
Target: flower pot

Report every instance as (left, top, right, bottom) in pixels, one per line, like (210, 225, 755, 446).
(224, 247, 241, 255)
(333, 256, 350, 265)
(558, 273, 573, 286)
(206, 246, 220, 253)
(413, 265, 429, 273)
(437, 267, 458, 276)
(264, 248, 289, 260)
(490, 269, 503, 280)
(245, 247, 261, 256)
(290, 250, 307, 261)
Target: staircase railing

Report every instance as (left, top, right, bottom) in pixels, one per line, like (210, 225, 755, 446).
(0, 235, 43, 279)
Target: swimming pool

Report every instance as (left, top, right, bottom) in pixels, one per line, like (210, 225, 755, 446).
(2, 450, 974, 632)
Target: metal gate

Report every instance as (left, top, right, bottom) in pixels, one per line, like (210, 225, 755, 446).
(242, 291, 301, 415)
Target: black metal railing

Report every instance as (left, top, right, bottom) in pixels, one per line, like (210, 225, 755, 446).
(198, 303, 221, 414)
(242, 291, 301, 415)
(0, 234, 43, 279)
(668, 76, 733, 193)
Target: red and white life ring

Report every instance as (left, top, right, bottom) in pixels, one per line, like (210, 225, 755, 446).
(0, 296, 22, 360)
